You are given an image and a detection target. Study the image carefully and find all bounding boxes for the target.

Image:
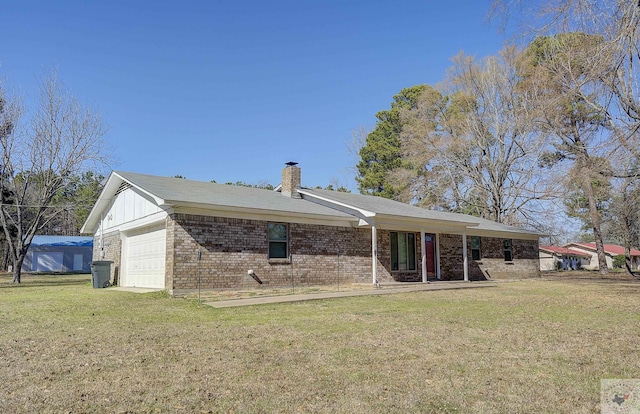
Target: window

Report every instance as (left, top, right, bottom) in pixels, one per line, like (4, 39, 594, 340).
(503, 239, 513, 261)
(390, 232, 416, 271)
(470, 236, 481, 261)
(268, 223, 288, 259)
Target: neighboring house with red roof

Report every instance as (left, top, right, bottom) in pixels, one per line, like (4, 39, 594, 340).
(563, 242, 640, 270)
(539, 245, 591, 271)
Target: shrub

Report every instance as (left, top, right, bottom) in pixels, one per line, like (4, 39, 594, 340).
(613, 255, 626, 269)
(555, 260, 563, 271)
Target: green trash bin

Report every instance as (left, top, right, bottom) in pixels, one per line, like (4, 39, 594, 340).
(91, 261, 113, 288)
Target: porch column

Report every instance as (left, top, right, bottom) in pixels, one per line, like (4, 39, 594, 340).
(421, 229, 427, 283)
(462, 231, 469, 282)
(371, 225, 377, 284)
(435, 233, 441, 280)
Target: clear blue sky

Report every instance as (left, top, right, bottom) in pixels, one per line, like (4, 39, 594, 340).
(1, 0, 505, 190)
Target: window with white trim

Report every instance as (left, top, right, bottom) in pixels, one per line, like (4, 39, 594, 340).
(268, 223, 288, 259)
(390, 231, 416, 271)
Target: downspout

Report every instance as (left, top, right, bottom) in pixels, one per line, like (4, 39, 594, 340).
(421, 229, 427, 283)
(100, 212, 105, 259)
(462, 231, 469, 282)
(371, 225, 377, 285)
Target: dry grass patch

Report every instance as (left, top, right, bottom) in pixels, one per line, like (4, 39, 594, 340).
(1, 273, 639, 413)
(179, 282, 383, 302)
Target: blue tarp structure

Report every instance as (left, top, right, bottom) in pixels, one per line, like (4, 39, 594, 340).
(22, 236, 94, 273)
(29, 235, 93, 247)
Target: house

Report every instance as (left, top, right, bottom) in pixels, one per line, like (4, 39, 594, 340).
(539, 245, 591, 271)
(80, 163, 542, 294)
(563, 242, 640, 270)
(22, 235, 93, 273)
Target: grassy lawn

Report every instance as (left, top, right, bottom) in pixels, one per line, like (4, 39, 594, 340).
(1, 273, 638, 413)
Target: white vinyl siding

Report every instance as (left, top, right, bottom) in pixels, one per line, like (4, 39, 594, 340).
(101, 187, 163, 232)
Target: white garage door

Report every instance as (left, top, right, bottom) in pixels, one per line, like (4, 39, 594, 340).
(123, 226, 166, 288)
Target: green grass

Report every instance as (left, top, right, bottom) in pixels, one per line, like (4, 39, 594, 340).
(0, 273, 639, 413)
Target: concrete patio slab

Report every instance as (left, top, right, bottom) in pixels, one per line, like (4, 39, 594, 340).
(108, 286, 164, 294)
(204, 281, 497, 308)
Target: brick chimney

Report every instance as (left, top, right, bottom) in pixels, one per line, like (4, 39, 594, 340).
(282, 162, 301, 198)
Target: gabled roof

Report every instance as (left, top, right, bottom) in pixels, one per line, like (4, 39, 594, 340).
(82, 170, 542, 239)
(539, 245, 591, 257)
(566, 242, 640, 257)
(114, 171, 354, 218)
(81, 171, 357, 233)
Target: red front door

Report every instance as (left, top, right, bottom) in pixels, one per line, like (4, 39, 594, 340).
(424, 234, 436, 277)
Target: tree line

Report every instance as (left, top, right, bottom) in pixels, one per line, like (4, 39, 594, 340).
(356, 0, 640, 274)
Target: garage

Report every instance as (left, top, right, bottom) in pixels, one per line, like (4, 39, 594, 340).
(122, 225, 166, 288)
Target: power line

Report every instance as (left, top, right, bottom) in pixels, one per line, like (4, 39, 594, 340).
(0, 203, 96, 208)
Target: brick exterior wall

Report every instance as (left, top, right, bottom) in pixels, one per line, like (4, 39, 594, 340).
(481, 237, 540, 279)
(167, 215, 448, 292)
(439, 234, 465, 280)
(376, 231, 425, 282)
(92, 230, 122, 285)
(95, 212, 540, 293)
(440, 234, 540, 280)
(167, 214, 375, 292)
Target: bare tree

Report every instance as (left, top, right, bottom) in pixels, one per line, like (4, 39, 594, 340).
(0, 71, 108, 283)
(494, 0, 640, 271)
(521, 32, 616, 273)
(346, 125, 369, 162)
(343, 125, 370, 189)
(398, 48, 554, 226)
(605, 160, 640, 276)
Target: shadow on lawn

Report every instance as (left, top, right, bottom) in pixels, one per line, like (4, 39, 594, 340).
(0, 274, 91, 289)
(542, 270, 640, 285)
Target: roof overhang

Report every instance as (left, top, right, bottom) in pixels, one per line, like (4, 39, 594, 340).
(299, 189, 543, 239)
(297, 189, 376, 218)
(362, 213, 478, 233)
(173, 204, 359, 228)
(465, 228, 542, 240)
